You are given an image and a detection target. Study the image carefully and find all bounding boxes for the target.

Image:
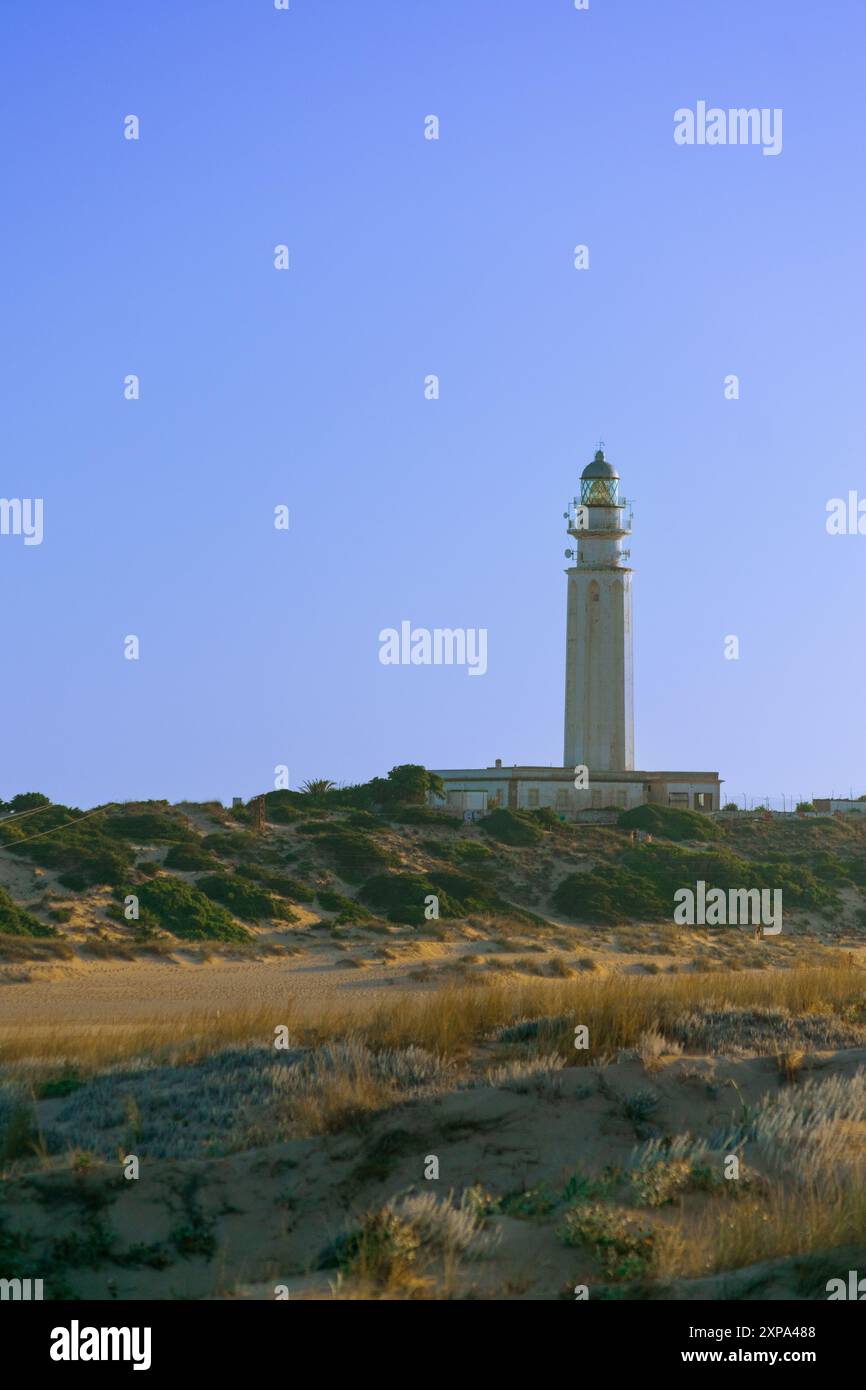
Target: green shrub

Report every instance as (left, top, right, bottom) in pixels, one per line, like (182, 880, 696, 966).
(553, 866, 668, 923)
(317, 889, 372, 920)
(0, 804, 133, 888)
(617, 803, 718, 842)
(164, 842, 219, 871)
(553, 838, 839, 924)
(557, 1203, 659, 1281)
(104, 813, 196, 843)
(263, 791, 300, 825)
(4, 792, 51, 813)
(196, 874, 295, 922)
(480, 809, 543, 847)
(0, 886, 57, 937)
(134, 878, 250, 942)
(0, 1097, 39, 1162)
(359, 872, 464, 925)
(201, 831, 261, 858)
(452, 841, 492, 863)
(235, 864, 316, 902)
(34, 1068, 83, 1100)
(309, 830, 390, 882)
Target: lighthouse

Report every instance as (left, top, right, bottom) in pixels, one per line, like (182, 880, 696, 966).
(563, 448, 634, 772)
(431, 441, 722, 819)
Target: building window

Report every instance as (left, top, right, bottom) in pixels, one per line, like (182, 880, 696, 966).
(527, 788, 539, 808)
(489, 792, 501, 809)
(591, 790, 602, 809)
(668, 792, 689, 806)
(555, 789, 569, 810)
(615, 791, 627, 807)
(694, 792, 712, 811)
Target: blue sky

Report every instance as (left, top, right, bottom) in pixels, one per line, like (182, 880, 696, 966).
(0, 0, 864, 809)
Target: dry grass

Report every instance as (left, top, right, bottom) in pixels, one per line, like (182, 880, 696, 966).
(637, 1028, 683, 1072)
(725, 1067, 866, 1188)
(279, 1038, 453, 1136)
(776, 1049, 805, 1084)
(678, 1185, 866, 1279)
(0, 963, 863, 1076)
(328, 1191, 494, 1299)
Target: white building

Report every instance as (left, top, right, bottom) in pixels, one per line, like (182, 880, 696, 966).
(433, 447, 722, 821)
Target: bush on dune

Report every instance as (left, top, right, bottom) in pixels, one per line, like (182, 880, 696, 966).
(302, 829, 390, 882)
(196, 873, 296, 922)
(163, 842, 220, 872)
(0, 886, 57, 937)
(617, 803, 719, 842)
(103, 812, 196, 844)
(554, 839, 841, 924)
(359, 867, 499, 925)
(480, 809, 544, 847)
(0, 804, 133, 889)
(133, 877, 250, 942)
(200, 831, 261, 859)
(235, 863, 316, 903)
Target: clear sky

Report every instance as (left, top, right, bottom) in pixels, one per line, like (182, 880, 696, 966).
(1, 0, 864, 809)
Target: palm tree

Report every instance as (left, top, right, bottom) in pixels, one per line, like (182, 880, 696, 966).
(300, 779, 336, 796)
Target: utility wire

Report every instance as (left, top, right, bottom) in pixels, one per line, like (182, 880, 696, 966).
(0, 804, 117, 851)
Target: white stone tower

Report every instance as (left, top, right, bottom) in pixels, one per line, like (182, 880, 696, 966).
(563, 447, 634, 772)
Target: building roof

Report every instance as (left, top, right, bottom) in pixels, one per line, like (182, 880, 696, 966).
(433, 766, 721, 783)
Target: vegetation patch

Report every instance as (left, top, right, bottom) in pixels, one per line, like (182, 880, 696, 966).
(104, 813, 196, 844)
(163, 842, 220, 872)
(0, 805, 133, 890)
(0, 886, 57, 937)
(618, 803, 719, 842)
(196, 874, 296, 922)
(235, 864, 316, 903)
(303, 830, 391, 883)
(480, 809, 544, 847)
(134, 878, 250, 942)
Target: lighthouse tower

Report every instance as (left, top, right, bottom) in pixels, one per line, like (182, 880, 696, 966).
(563, 448, 634, 772)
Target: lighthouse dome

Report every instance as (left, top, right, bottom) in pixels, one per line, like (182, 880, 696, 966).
(581, 448, 618, 481)
(580, 448, 620, 506)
